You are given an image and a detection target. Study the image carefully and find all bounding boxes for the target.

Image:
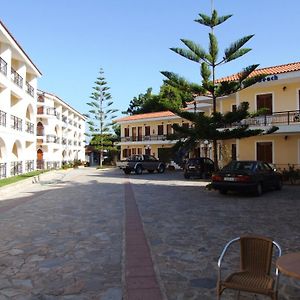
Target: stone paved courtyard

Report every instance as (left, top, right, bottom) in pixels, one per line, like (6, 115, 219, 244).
(0, 167, 300, 299)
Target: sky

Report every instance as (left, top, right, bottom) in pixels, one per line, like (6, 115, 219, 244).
(1, 0, 300, 117)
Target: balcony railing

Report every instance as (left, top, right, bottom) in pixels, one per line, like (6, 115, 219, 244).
(0, 57, 7, 75)
(0, 110, 7, 127)
(228, 110, 300, 128)
(11, 115, 22, 131)
(46, 135, 60, 144)
(26, 81, 34, 97)
(25, 160, 34, 172)
(46, 107, 57, 116)
(11, 68, 23, 88)
(36, 160, 44, 170)
(121, 135, 168, 142)
(46, 161, 60, 169)
(11, 161, 23, 176)
(0, 163, 7, 179)
(26, 121, 34, 134)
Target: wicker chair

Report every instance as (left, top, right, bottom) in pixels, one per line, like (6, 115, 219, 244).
(217, 236, 282, 299)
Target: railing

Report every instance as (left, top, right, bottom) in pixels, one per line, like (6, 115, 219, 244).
(11, 68, 23, 88)
(121, 134, 168, 142)
(46, 107, 57, 116)
(36, 160, 44, 170)
(25, 160, 34, 172)
(46, 161, 60, 169)
(46, 135, 60, 144)
(11, 115, 22, 131)
(0, 110, 6, 127)
(230, 110, 300, 127)
(26, 121, 34, 134)
(11, 161, 23, 176)
(0, 57, 7, 75)
(0, 163, 7, 179)
(26, 81, 34, 97)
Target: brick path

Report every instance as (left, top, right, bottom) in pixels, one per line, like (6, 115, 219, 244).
(124, 180, 164, 300)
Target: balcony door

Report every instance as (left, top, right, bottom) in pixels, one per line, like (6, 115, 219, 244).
(132, 127, 137, 141)
(256, 94, 273, 114)
(256, 142, 272, 163)
(138, 127, 142, 141)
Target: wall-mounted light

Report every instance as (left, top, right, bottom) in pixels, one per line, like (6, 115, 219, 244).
(283, 86, 287, 91)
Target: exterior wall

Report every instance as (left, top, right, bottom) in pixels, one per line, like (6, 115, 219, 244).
(36, 91, 86, 169)
(0, 22, 41, 178)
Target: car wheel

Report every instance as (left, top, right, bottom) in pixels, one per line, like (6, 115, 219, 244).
(219, 189, 227, 195)
(184, 172, 190, 179)
(135, 165, 143, 175)
(124, 169, 131, 175)
(275, 179, 283, 190)
(157, 164, 165, 174)
(254, 183, 263, 196)
(148, 170, 154, 173)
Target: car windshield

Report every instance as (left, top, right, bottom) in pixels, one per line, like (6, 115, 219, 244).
(222, 161, 255, 171)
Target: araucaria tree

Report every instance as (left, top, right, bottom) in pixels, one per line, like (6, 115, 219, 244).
(161, 7, 277, 169)
(85, 68, 118, 168)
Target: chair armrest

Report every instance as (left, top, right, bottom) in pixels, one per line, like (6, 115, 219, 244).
(218, 237, 240, 281)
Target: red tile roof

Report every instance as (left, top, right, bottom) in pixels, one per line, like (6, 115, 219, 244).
(115, 111, 176, 122)
(217, 61, 300, 82)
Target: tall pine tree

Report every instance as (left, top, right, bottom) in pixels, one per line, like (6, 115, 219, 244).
(85, 68, 118, 168)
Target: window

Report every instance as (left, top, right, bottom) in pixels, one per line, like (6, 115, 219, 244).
(256, 142, 272, 163)
(137, 148, 142, 154)
(256, 94, 273, 114)
(158, 125, 164, 135)
(182, 123, 189, 128)
(167, 124, 172, 135)
(132, 148, 136, 155)
(232, 104, 237, 112)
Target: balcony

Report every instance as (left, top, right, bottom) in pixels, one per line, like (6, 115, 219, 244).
(11, 115, 22, 131)
(0, 57, 7, 76)
(26, 121, 34, 134)
(228, 110, 300, 128)
(0, 110, 7, 127)
(26, 81, 34, 97)
(0, 163, 7, 179)
(25, 160, 34, 172)
(11, 161, 23, 176)
(46, 135, 60, 144)
(11, 68, 23, 88)
(121, 134, 168, 142)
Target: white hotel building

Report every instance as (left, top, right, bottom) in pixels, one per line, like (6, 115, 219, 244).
(0, 21, 85, 178)
(36, 91, 85, 169)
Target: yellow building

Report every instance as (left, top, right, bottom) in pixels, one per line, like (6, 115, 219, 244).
(116, 62, 300, 170)
(194, 62, 300, 170)
(115, 111, 191, 162)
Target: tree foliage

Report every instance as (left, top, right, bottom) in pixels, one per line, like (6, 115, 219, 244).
(85, 68, 118, 167)
(161, 7, 277, 168)
(123, 83, 193, 115)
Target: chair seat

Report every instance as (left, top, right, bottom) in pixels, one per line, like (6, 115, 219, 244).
(220, 271, 275, 295)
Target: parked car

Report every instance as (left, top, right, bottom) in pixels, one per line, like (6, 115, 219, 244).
(211, 160, 282, 196)
(184, 157, 215, 179)
(116, 154, 166, 175)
